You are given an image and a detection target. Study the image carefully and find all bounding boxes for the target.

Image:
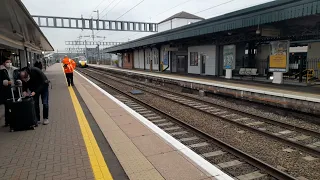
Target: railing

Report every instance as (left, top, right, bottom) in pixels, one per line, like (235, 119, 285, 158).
(306, 58, 320, 79)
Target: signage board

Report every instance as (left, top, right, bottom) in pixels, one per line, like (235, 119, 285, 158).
(223, 45, 236, 70)
(165, 47, 179, 51)
(262, 28, 280, 37)
(269, 41, 289, 72)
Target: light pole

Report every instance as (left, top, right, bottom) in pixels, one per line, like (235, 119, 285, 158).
(93, 10, 99, 24)
(92, 10, 100, 40)
(93, 10, 100, 64)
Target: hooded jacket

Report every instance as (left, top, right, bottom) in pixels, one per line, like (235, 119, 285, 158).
(21, 67, 49, 95)
(62, 57, 76, 73)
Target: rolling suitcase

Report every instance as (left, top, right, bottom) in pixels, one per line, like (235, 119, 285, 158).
(8, 86, 37, 132)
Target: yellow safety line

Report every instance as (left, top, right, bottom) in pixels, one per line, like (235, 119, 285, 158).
(61, 65, 113, 180)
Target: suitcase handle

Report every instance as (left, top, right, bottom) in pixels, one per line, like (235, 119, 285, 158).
(10, 85, 23, 103)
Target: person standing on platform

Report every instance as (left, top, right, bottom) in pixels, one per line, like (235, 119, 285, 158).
(43, 58, 47, 71)
(20, 67, 50, 125)
(0, 57, 20, 127)
(34, 58, 43, 70)
(62, 55, 76, 86)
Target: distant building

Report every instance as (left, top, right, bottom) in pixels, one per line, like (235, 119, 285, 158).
(158, 11, 204, 32)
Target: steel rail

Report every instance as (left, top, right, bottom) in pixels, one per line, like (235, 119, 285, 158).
(84, 68, 320, 157)
(78, 69, 298, 180)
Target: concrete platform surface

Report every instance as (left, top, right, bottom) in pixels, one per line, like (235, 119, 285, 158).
(74, 70, 223, 180)
(0, 64, 97, 180)
(0, 64, 228, 180)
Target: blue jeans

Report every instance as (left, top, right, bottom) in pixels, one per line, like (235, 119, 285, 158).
(34, 85, 49, 121)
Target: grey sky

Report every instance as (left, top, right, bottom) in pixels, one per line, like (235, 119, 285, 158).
(22, 0, 274, 52)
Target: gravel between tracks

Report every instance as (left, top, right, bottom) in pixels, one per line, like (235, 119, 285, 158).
(147, 96, 320, 180)
(80, 70, 320, 180)
(89, 67, 320, 133)
(141, 79, 320, 133)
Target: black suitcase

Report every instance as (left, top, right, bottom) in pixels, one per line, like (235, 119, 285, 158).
(8, 86, 37, 132)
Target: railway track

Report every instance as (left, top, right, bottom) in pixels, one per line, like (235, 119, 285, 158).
(77, 68, 299, 180)
(84, 67, 320, 157)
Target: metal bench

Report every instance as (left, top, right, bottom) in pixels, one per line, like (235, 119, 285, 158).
(239, 68, 258, 80)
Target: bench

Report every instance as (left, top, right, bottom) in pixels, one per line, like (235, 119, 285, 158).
(239, 68, 258, 80)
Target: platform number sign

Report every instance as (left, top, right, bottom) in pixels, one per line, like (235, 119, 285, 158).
(269, 40, 289, 72)
(223, 45, 236, 70)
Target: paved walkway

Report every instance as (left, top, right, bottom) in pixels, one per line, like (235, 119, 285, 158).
(0, 65, 95, 180)
(0, 64, 229, 180)
(74, 71, 218, 180)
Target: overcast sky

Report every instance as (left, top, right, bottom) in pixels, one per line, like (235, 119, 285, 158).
(22, 0, 274, 52)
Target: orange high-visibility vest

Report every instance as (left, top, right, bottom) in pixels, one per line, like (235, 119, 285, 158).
(62, 58, 76, 73)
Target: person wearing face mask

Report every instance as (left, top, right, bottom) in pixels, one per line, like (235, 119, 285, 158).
(19, 66, 50, 125)
(0, 57, 20, 127)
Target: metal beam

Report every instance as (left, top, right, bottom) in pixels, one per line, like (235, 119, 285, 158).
(65, 48, 86, 52)
(32, 15, 158, 32)
(65, 41, 123, 46)
(65, 47, 105, 51)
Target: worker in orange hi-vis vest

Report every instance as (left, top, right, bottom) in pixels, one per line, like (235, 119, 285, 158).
(62, 55, 76, 86)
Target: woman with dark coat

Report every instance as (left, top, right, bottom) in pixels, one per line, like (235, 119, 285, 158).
(0, 57, 20, 127)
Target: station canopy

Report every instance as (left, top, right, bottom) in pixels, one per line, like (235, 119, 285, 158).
(106, 0, 320, 53)
(0, 0, 54, 52)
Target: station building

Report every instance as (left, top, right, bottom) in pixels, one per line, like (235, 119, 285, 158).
(107, 0, 320, 85)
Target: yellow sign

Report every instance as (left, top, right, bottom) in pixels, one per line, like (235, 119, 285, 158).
(318, 62, 320, 69)
(270, 54, 287, 68)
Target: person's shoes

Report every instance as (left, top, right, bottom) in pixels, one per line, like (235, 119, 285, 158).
(37, 121, 41, 125)
(43, 119, 49, 125)
(71, 84, 74, 86)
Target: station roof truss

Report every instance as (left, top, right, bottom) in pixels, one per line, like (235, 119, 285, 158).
(105, 0, 320, 53)
(32, 15, 158, 32)
(0, 0, 54, 52)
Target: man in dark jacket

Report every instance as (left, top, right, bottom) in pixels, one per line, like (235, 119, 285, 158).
(20, 67, 50, 125)
(0, 58, 20, 127)
(34, 59, 43, 70)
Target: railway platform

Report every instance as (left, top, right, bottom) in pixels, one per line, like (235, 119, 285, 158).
(88, 64, 320, 116)
(0, 64, 229, 180)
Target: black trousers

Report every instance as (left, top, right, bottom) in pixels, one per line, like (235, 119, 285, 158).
(65, 73, 74, 86)
(4, 102, 10, 125)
